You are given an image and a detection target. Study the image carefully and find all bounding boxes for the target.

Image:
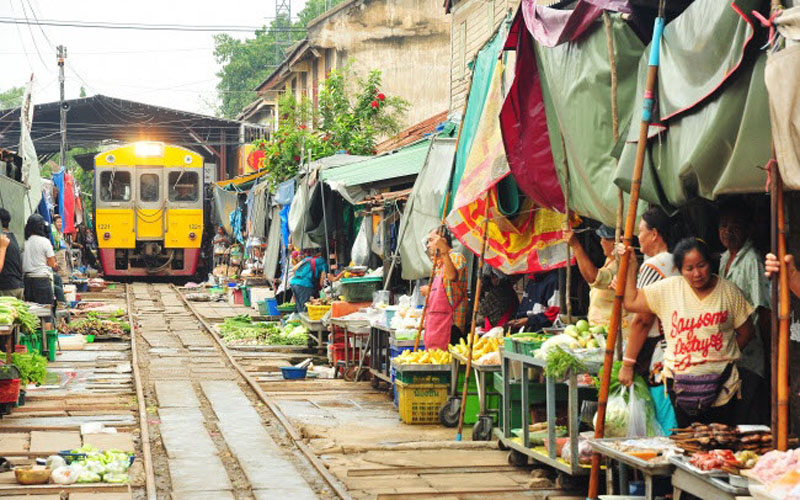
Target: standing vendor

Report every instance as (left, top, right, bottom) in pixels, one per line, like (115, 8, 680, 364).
(420, 229, 467, 350)
(0, 209, 24, 299)
(290, 249, 328, 313)
(564, 225, 632, 334)
(718, 200, 770, 424)
(620, 238, 755, 426)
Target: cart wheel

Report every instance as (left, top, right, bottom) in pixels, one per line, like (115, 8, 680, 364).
(370, 376, 380, 389)
(508, 449, 528, 466)
(497, 439, 509, 451)
(438, 397, 461, 427)
(472, 415, 493, 441)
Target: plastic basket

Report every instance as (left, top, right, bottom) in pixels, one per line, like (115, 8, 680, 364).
(280, 367, 308, 379)
(340, 277, 381, 303)
(512, 338, 544, 357)
(257, 300, 269, 316)
(395, 369, 450, 385)
(396, 381, 449, 424)
(306, 304, 331, 321)
(0, 378, 21, 404)
(277, 304, 296, 313)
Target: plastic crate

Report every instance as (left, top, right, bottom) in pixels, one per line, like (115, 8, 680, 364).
(395, 369, 451, 385)
(306, 304, 331, 321)
(396, 381, 449, 424)
(512, 338, 544, 357)
(340, 277, 382, 302)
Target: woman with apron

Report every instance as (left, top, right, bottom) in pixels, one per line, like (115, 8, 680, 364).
(421, 230, 467, 351)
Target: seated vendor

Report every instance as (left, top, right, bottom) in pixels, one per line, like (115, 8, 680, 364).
(478, 268, 519, 330)
(564, 224, 632, 335)
(506, 269, 559, 332)
(420, 229, 467, 350)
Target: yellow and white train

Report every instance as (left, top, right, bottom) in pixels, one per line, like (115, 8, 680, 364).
(94, 142, 204, 277)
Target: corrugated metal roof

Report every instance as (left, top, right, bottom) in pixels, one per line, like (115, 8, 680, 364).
(320, 139, 430, 187)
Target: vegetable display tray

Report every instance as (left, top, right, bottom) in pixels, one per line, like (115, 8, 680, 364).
(588, 438, 673, 475)
(669, 455, 749, 495)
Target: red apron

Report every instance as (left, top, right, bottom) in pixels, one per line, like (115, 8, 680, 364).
(424, 275, 453, 351)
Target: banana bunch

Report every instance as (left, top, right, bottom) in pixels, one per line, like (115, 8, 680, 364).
(394, 348, 452, 365)
(450, 335, 500, 360)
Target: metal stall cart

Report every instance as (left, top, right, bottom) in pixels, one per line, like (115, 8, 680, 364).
(495, 349, 599, 476)
(588, 438, 674, 500)
(439, 349, 500, 440)
(669, 455, 749, 500)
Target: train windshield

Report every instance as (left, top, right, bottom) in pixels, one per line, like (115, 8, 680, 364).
(168, 171, 199, 202)
(99, 171, 131, 202)
(140, 173, 160, 202)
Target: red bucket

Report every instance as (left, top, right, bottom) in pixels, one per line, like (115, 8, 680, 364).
(0, 378, 21, 404)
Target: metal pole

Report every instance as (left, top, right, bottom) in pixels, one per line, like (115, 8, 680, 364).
(588, 2, 665, 497)
(57, 45, 67, 167)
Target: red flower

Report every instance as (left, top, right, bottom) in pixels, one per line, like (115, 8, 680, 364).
(299, 125, 306, 130)
(293, 155, 301, 163)
(377, 93, 385, 101)
(370, 100, 379, 108)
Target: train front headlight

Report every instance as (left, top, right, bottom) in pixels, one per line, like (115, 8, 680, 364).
(134, 141, 164, 158)
(103, 232, 111, 240)
(189, 232, 197, 240)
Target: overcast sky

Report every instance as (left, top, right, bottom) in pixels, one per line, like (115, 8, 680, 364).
(0, 0, 309, 115)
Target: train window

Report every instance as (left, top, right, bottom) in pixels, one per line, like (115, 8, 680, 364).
(140, 174, 160, 202)
(99, 171, 131, 202)
(168, 171, 199, 202)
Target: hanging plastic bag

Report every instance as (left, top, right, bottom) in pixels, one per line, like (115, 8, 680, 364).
(627, 384, 648, 438)
(599, 385, 629, 437)
(351, 218, 372, 266)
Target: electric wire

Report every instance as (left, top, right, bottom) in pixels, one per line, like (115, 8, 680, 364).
(0, 17, 308, 33)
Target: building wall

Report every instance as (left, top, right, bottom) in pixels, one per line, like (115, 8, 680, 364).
(308, 0, 451, 129)
(449, 0, 518, 116)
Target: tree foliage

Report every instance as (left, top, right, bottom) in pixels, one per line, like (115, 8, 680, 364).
(214, 0, 344, 118)
(0, 86, 24, 109)
(253, 68, 408, 188)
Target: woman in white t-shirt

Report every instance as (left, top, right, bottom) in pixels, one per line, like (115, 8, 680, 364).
(22, 215, 58, 328)
(620, 237, 755, 427)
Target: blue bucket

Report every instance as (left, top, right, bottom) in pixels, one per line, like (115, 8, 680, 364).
(281, 366, 308, 380)
(266, 298, 280, 316)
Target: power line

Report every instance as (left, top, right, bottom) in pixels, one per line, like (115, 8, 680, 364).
(0, 17, 309, 33)
(18, 0, 49, 68)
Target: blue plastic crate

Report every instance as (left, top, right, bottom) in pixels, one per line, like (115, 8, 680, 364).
(281, 366, 308, 379)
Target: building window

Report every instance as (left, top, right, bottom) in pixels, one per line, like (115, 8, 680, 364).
(291, 77, 297, 97)
(312, 59, 319, 109)
(300, 71, 308, 98)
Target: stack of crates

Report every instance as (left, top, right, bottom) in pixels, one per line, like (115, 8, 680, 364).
(389, 336, 423, 406)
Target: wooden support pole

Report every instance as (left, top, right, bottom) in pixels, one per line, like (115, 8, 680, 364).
(456, 215, 490, 440)
(777, 171, 790, 451)
(587, 4, 665, 498)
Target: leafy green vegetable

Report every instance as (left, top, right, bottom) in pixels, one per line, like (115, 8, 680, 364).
(544, 347, 586, 380)
(0, 351, 47, 386)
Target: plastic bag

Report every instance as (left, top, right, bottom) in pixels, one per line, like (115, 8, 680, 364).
(45, 455, 66, 470)
(561, 438, 593, 464)
(351, 218, 372, 266)
(602, 385, 630, 437)
(51, 465, 80, 485)
(627, 384, 648, 438)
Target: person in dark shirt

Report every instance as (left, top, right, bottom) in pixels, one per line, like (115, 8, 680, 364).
(0, 208, 24, 299)
(506, 269, 560, 332)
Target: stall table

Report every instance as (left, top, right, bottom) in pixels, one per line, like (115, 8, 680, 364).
(669, 456, 749, 500)
(443, 349, 500, 440)
(330, 318, 370, 380)
(298, 313, 327, 352)
(367, 324, 392, 387)
(495, 349, 600, 476)
(588, 438, 673, 500)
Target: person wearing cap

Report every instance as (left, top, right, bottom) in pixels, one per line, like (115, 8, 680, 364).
(563, 224, 632, 334)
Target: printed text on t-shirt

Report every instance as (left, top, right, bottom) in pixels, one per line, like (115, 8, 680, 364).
(670, 310, 727, 370)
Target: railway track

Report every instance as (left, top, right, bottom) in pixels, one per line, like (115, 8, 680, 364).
(128, 282, 347, 499)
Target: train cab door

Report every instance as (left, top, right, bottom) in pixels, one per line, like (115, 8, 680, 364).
(164, 168, 203, 249)
(135, 168, 164, 240)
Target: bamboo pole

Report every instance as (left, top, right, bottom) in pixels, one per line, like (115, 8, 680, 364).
(777, 171, 790, 451)
(456, 215, 491, 441)
(587, 3, 665, 497)
(770, 161, 780, 450)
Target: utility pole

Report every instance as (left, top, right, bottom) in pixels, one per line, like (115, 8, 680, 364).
(57, 45, 67, 166)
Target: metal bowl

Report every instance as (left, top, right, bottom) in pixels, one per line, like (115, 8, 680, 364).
(15, 466, 50, 485)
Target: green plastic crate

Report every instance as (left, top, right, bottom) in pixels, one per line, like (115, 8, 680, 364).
(395, 370, 451, 385)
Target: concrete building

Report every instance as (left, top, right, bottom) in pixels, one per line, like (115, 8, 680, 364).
(241, 0, 451, 132)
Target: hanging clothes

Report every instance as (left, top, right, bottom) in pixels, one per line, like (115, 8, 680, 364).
(51, 168, 65, 225)
(63, 172, 76, 234)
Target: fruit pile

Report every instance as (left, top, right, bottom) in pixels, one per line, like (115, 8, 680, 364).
(394, 348, 451, 365)
(563, 319, 606, 349)
(450, 336, 500, 360)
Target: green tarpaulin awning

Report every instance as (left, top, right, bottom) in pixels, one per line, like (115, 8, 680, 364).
(320, 139, 431, 187)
